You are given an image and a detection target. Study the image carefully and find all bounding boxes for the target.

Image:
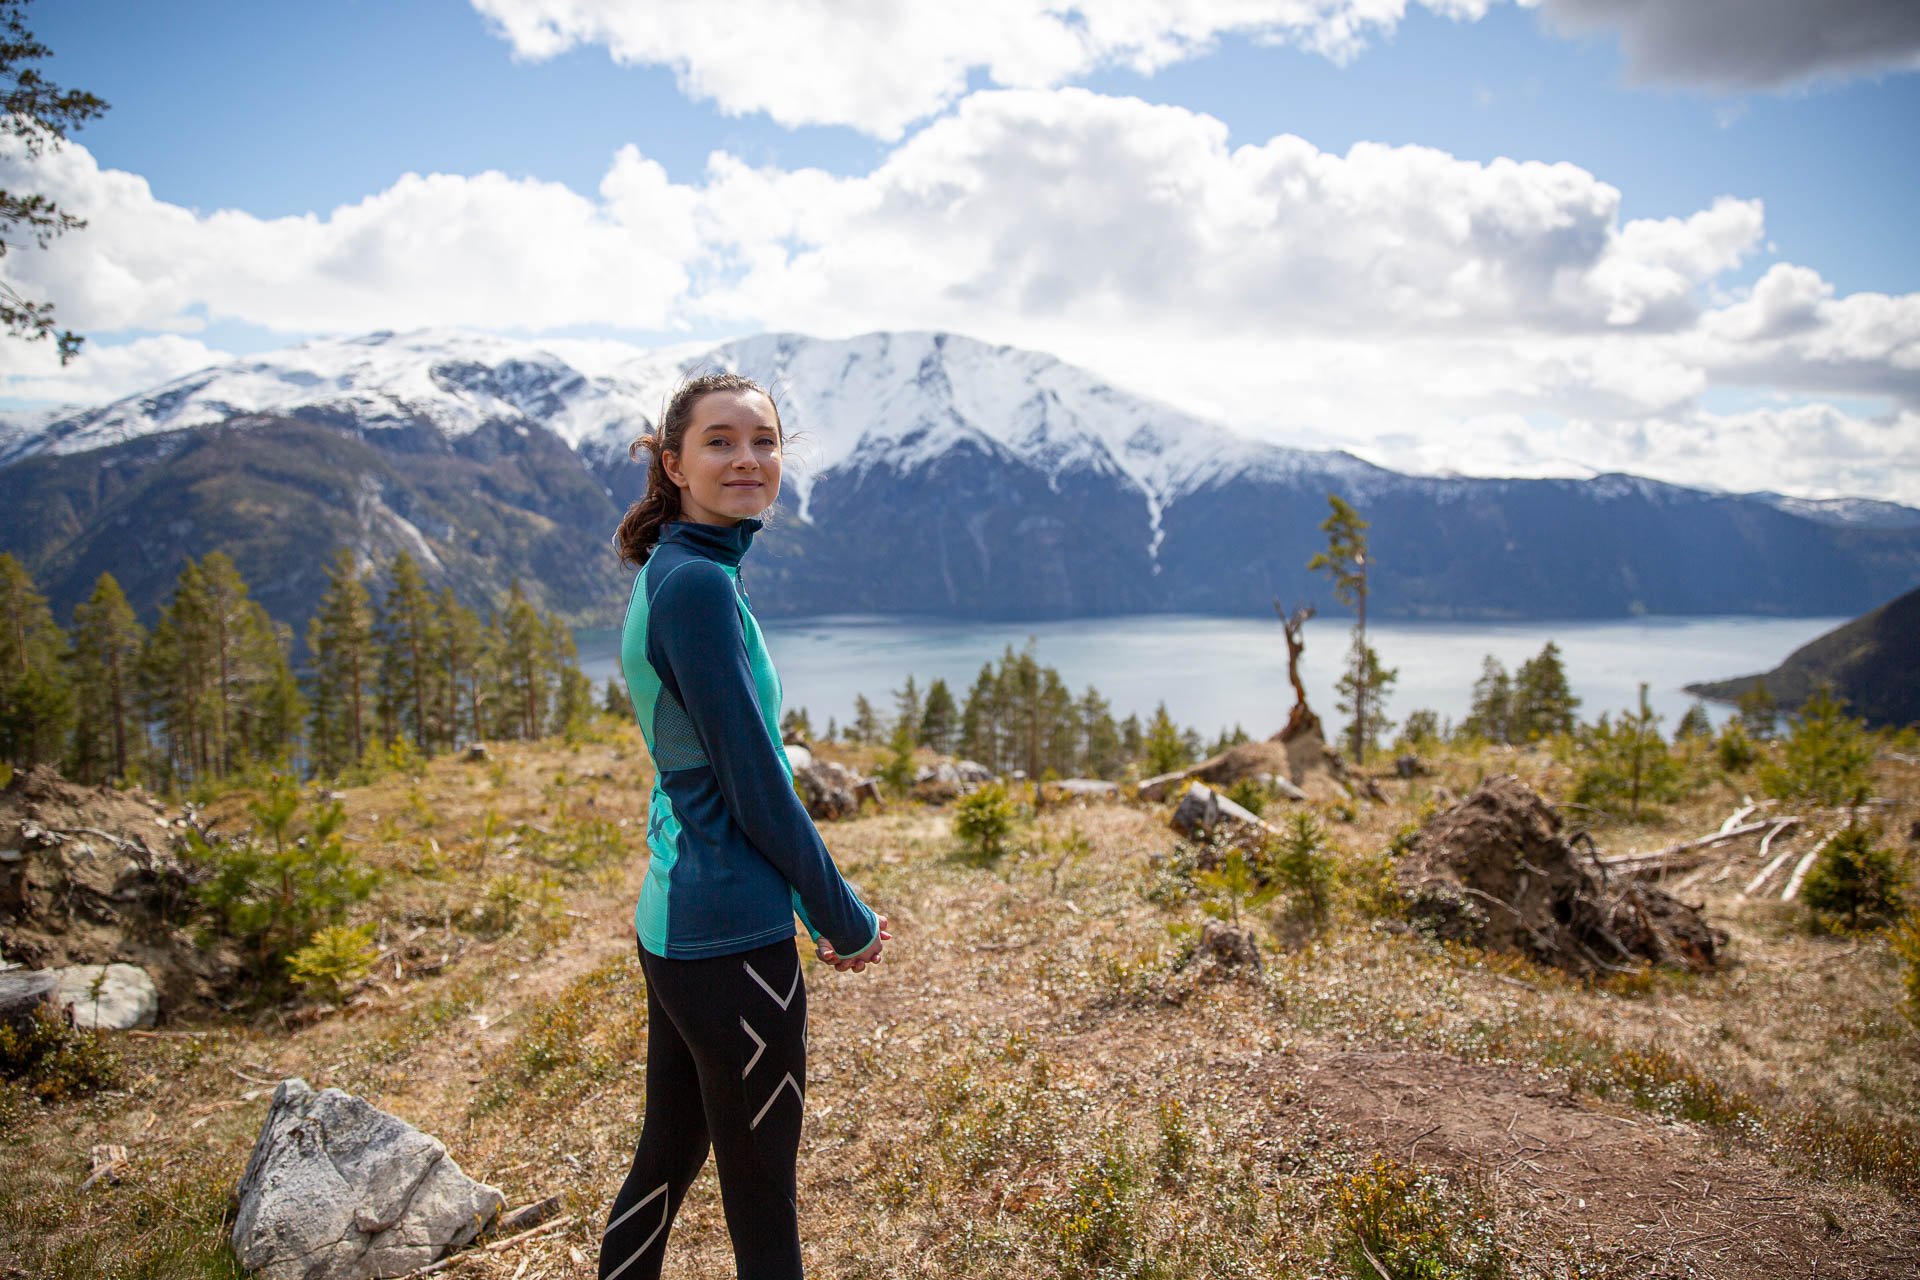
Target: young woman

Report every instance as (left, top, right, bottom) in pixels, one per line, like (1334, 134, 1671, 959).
(599, 372, 890, 1280)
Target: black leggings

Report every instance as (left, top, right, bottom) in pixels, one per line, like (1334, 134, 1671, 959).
(600, 937, 809, 1280)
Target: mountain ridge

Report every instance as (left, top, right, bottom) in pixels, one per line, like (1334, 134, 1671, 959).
(4, 328, 1918, 638)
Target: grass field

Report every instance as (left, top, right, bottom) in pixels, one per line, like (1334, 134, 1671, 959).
(3, 724, 1917, 1279)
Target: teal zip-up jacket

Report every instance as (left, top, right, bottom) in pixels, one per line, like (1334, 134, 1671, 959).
(621, 517, 880, 961)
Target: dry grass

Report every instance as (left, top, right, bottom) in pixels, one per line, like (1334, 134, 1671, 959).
(3, 726, 1918, 1278)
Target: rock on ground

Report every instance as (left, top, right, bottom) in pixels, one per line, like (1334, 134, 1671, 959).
(51, 963, 158, 1030)
(1396, 774, 1724, 976)
(233, 1078, 503, 1280)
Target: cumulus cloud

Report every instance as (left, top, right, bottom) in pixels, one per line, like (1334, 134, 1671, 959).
(469, 0, 1494, 137)
(1538, 0, 1920, 92)
(4, 88, 1916, 505)
(0, 333, 226, 405)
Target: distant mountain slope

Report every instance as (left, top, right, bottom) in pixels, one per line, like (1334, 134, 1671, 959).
(3, 328, 1919, 637)
(1685, 586, 1920, 729)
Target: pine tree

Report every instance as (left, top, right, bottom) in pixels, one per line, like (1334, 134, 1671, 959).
(1512, 641, 1578, 740)
(780, 706, 813, 742)
(958, 663, 999, 769)
(850, 694, 881, 747)
(604, 677, 629, 718)
(69, 572, 144, 782)
(306, 550, 374, 776)
(1761, 684, 1874, 806)
(497, 582, 548, 740)
(1309, 494, 1381, 763)
(893, 675, 922, 747)
(1572, 683, 1685, 821)
(1674, 702, 1714, 741)
(1119, 713, 1143, 762)
(1078, 686, 1123, 780)
(546, 611, 592, 738)
(0, 552, 74, 767)
(1144, 702, 1189, 776)
(1335, 642, 1398, 760)
(1460, 654, 1512, 744)
(919, 678, 958, 755)
(434, 587, 484, 750)
(376, 552, 436, 751)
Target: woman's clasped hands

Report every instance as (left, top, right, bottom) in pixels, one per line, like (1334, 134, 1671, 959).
(816, 914, 891, 973)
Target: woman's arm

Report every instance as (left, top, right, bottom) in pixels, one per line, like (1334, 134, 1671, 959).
(650, 561, 882, 961)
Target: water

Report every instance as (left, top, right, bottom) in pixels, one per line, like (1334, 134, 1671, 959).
(576, 613, 1844, 741)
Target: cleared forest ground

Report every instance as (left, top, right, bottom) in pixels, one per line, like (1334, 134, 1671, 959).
(3, 726, 1917, 1279)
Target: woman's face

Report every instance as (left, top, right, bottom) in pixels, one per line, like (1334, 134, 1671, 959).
(661, 389, 783, 526)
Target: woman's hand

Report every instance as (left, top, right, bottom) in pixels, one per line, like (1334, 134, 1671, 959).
(817, 915, 891, 973)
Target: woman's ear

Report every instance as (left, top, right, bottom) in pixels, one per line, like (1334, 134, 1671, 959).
(659, 449, 687, 489)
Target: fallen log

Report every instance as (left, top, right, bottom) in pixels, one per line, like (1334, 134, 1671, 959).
(1598, 819, 1787, 870)
(1781, 831, 1835, 902)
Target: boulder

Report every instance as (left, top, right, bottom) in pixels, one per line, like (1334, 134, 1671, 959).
(1169, 782, 1280, 866)
(1050, 779, 1120, 799)
(233, 1078, 504, 1280)
(953, 760, 995, 785)
(782, 744, 815, 772)
(52, 963, 159, 1030)
(794, 760, 863, 821)
(0, 968, 61, 1035)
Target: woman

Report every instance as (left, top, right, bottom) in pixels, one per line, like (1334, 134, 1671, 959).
(600, 372, 890, 1280)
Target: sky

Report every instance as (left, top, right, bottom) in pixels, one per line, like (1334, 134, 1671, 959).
(3, 0, 1918, 503)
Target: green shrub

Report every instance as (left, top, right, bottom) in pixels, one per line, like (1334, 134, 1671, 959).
(1194, 850, 1279, 927)
(1570, 684, 1688, 820)
(185, 773, 378, 986)
(1714, 719, 1760, 772)
(0, 1003, 121, 1104)
(1221, 776, 1270, 816)
(287, 922, 378, 1003)
(1331, 1154, 1505, 1280)
(1891, 912, 1920, 1029)
(1802, 825, 1906, 930)
(466, 873, 568, 946)
(953, 781, 1019, 863)
(1271, 811, 1335, 926)
(1761, 684, 1874, 806)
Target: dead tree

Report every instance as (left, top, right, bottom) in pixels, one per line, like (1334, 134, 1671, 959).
(1273, 600, 1323, 742)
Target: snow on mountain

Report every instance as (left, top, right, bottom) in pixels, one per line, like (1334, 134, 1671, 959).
(1749, 492, 1920, 530)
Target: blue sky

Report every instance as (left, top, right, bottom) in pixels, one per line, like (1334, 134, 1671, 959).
(6, 0, 1919, 501)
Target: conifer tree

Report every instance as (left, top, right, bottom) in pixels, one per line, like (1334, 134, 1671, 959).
(1335, 642, 1397, 759)
(1512, 641, 1578, 740)
(434, 587, 484, 749)
(1737, 680, 1778, 741)
(893, 675, 922, 747)
(1572, 683, 1684, 821)
(605, 677, 629, 718)
(958, 663, 999, 769)
(547, 610, 592, 737)
(1078, 686, 1123, 780)
(1674, 702, 1713, 741)
(1461, 654, 1512, 744)
(780, 706, 813, 742)
(919, 678, 957, 755)
(0, 552, 74, 767)
(69, 572, 144, 781)
(306, 550, 374, 775)
(497, 582, 548, 740)
(1144, 702, 1189, 776)
(1119, 713, 1143, 763)
(1309, 494, 1381, 763)
(376, 552, 436, 751)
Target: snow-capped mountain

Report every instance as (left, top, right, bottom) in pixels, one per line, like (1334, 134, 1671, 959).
(3, 327, 1918, 635)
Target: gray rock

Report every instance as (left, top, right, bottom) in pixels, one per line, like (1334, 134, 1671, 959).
(1169, 782, 1280, 866)
(795, 760, 862, 821)
(0, 969, 60, 1034)
(52, 963, 158, 1030)
(953, 760, 995, 785)
(232, 1078, 503, 1280)
(1052, 779, 1119, 798)
(782, 744, 815, 772)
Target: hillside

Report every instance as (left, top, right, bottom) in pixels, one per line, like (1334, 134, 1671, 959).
(3, 329, 1919, 635)
(1687, 585, 1920, 728)
(4, 730, 1918, 1277)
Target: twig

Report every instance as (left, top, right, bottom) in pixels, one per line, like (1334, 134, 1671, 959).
(484, 1213, 573, 1252)
(1490, 974, 1542, 994)
(226, 1065, 280, 1087)
(1601, 819, 1784, 869)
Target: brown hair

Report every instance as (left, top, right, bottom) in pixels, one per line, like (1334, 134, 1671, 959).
(613, 371, 782, 567)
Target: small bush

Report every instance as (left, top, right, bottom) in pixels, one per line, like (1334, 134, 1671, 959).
(1714, 719, 1760, 772)
(1271, 811, 1335, 926)
(1331, 1154, 1505, 1280)
(954, 781, 1019, 863)
(287, 922, 378, 1003)
(185, 773, 379, 987)
(1193, 850, 1278, 927)
(1761, 684, 1874, 806)
(1802, 825, 1906, 931)
(1890, 911, 1920, 1029)
(1222, 777, 1270, 816)
(0, 1003, 121, 1105)
(466, 873, 568, 946)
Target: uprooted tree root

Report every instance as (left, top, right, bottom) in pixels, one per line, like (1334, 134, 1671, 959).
(1396, 774, 1725, 976)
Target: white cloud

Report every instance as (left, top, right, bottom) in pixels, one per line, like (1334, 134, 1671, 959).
(0, 333, 226, 404)
(469, 0, 1494, 137)
(4, 88, 1916, 506)
(1538, 0, 1920, 93)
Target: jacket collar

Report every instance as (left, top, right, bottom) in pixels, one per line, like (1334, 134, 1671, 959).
(658, 517, 761, 566)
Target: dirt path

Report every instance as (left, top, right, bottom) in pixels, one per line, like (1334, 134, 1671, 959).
(1275, 1045, 1919, 1279)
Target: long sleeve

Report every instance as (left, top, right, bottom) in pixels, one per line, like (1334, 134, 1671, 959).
(647, 560, 880, 960)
